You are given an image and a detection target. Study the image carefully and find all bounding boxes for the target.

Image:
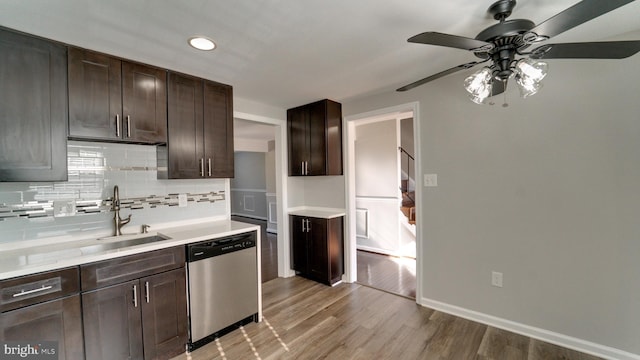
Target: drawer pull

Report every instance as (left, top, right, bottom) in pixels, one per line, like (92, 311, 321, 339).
(145, 281, 150, 303)
(12, 285, 53, 298)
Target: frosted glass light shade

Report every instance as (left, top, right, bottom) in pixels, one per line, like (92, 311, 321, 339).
(515, 58, 548, 83)
(464, 67, 493, 104)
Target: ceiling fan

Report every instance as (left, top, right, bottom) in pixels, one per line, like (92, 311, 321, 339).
(397, 0, 640, 104)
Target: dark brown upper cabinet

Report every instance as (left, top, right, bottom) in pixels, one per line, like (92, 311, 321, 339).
(287, 99, 342, 176)
(0, 27, 68, 182)
(158, 72, 233, 179)
(68, 47, 167, 144)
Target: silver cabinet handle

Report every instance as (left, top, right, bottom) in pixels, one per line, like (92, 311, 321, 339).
(302, 219, 306, 232)
(145, 281, 150, 303)
(304, 161, 309, 175)
(132, 284, 138, 308)
(116, 114, 121, 137)
(12, 285, 53, 298)
(200, 158, 205, 177)
(126, 116, 131, 138)
(307, 219, 311, 232)
(207, 158, 212, 177)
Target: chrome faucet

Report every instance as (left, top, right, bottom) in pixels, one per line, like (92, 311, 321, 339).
(112, 185, 131, 236)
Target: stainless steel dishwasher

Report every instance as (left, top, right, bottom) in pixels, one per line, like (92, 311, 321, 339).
(186, 231, 258, 351)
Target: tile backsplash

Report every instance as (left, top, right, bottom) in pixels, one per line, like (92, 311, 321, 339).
(0, 141, 228, 245)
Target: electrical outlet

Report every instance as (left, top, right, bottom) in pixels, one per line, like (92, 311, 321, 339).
(491, 271, 503, 288)
(178, 194, 188, 207)
(53, 200, 76, 217)
(424, 174, 438, 187)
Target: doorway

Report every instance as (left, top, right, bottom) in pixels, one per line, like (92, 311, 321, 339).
(344, 102, 421, 301)
(232, 116, 290, 282)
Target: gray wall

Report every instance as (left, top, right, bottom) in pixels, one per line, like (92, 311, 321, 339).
(343, 54, 640, 356)
(231, 151, 268, 219)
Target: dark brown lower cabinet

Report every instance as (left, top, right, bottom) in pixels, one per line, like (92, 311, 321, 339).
(82, 268, 187, 360)
(290, 215, 344, 285)
(0, 295, 84, 360)
(141, 269, 188, 360)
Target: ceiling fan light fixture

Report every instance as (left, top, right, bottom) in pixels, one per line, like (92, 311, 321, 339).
(464, 67, 493, 104)
(516, 76, 543, 98)
(188, 36, 216, 51)
(515, 58, 548, 83)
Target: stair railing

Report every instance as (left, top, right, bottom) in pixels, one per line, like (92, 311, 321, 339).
(398, 146, 415, 196)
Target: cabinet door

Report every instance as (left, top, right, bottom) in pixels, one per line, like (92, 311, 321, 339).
(290, 216, 308, 273)
(203, 81, 234, 178)
(287, 106, 308, 176)
(306, 100, 328, 176)
(68, 47, 122, 140)
(82, 280, 144, 360)
(122, 62, 167, 144)
(0, 29, 67, 181)
(308, 217, 329, 282)
(140, 268, 188, 360)
(1, 295, 84, 360)
(165, 72, 204, 179)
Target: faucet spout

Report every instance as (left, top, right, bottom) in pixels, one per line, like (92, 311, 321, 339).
(112, 185, 131, 236)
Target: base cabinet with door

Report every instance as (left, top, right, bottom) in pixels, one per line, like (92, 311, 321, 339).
(158, 72, 233, 179)
(0, 27, 68, 182)
(287, 99, 342, 176)
(68, 47, 167, 144)
(0, 267, 84, 360)
(290, 215, 344, 286)
(80, 246, 187, 360)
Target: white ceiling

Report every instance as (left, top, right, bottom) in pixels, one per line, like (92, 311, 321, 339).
(1, 0, 639, 109)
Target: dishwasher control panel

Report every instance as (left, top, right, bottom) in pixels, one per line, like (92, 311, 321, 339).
(187, 232, 257, 262)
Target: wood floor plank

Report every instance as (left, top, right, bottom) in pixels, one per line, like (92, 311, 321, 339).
(477, 326, 530, 360)
(172, 276, 604, 360)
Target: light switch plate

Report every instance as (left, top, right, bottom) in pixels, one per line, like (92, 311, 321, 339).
(424, 174, 438, 187)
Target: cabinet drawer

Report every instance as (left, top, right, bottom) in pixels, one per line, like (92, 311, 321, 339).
(1, 267, 79, 312)
(81, 247, 185, 291)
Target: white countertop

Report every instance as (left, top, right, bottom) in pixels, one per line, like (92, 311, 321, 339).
(0, 219, 260, 281)
(287, 206, 345, 219)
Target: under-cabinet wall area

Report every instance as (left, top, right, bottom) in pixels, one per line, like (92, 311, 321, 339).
(0, 141, 228, 245)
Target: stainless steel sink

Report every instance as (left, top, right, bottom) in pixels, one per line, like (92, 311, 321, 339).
(81, 235, 171, 254)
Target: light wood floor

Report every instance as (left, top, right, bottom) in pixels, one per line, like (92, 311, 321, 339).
(172, 276, 602, 360)
(357, 250, 416, 299)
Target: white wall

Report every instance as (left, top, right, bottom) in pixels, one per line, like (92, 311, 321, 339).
(343, 54, 640, 358)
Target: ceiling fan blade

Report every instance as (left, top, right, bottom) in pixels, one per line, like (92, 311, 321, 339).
(396, 61, 481, 92)
(530, 41, 640, 59)
(530, 0, 636, 39)
(408, 32, 494, 52)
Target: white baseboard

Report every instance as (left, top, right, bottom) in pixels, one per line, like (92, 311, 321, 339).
(356, 245, 415, 259)
(419, 297, 640, 360)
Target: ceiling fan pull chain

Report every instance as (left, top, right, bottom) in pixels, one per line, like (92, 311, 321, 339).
(502, 80, 509, 108)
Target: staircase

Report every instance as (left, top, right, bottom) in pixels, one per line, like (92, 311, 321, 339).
(399, 147, 416, 225)
(400, 179, 416, 225)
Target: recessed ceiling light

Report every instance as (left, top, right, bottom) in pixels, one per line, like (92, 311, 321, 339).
(188, 36, 216, 51)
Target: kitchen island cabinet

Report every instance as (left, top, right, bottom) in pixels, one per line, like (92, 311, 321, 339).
(0, 27, 68, 182)
(159, 72, 233, 179)
(81, 246, 187, 360)
(290, 215, 344, 285)
(287, 99, 342, 176)
(68, 47, 167, 144)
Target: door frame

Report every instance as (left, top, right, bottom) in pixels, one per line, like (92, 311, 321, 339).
(343, 101, 422, 301)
